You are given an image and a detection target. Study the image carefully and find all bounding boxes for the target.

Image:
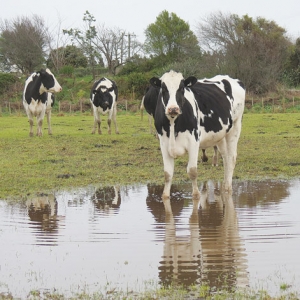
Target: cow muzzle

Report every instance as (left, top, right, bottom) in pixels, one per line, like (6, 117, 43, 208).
(167, 106, 181, 118)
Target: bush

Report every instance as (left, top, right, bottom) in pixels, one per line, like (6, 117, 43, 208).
(59, 65, 74, 77)
(0, 73, 18, 94)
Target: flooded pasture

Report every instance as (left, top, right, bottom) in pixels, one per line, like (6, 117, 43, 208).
(0, 179, 300, 298)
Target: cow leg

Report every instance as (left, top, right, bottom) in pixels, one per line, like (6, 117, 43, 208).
(37, 117, 43, 137)
(46, 109, 52, 135)
(201, 149, 208, 162)
(187, 147, 200, 199)
(217, 120, 242, 191)
(36, 110, 46, 137)
(212, 146, 218, 166)
(107, 118, 112, 134)
(112, 103, 119, 134)
(28, 117, 34, 137)
(161, 146, 174, 200)
(92, 109, 101, 134)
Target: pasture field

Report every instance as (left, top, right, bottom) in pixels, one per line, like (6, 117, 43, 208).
(0, 112, 299, 199)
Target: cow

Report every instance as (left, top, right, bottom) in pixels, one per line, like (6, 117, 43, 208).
(23, 68, 62, 137)
(140, 85, 159, 135)
(149, 70, 245, 199)
(90, 77, 119, 134)
(142, 85, 219, 165)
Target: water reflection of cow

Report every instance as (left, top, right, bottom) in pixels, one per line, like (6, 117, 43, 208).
(26, 193, 61, 245)
(91, 186, 121, 212)
(146, 182, 248, 290)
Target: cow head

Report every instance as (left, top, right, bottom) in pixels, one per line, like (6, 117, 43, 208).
(38, 69, 62, 94)
(150, 70, 197, 120)
(92, 84, 115, 111)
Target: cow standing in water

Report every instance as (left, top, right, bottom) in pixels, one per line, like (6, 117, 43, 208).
(142, 85, 219, 165)
(23, 69, 62, 137)
(150, 70, 245, 199)
(90, 77, 119, 134)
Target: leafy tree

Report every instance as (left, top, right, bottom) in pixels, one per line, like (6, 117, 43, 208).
(0, 15, 47, 74)
(144, 10, 200, 62)
(47, 45, 88, 70)
(197, 12, 291, 93)
(63, 11, 99, 79)
(284, 38, 300, 87)
(64, 11, 139, 76)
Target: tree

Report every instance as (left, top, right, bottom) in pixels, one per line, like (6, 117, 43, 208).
(64, 11, 140, 76)
(0, 15, 47, 74)
(284, 38, 300, 87)
(47, 45, 88, 69)
(144, 10, 200, 61)
(44, 15, 71, 74)
(197, 12, 291, 93)
(63, 11, 99, 79)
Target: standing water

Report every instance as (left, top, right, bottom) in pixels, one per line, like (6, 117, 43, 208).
(0, 179, 299, 298)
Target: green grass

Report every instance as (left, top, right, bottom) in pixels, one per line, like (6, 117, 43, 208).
(1, 112, 300, 299)
(0, 112, 300, 199)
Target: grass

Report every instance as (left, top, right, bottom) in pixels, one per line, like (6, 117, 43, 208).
(1, 112, 300, 298)
(0, 111, 300, 199)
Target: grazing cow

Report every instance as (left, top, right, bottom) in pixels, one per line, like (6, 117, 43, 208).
(90, 77, 119, 134)
(150, 70, 245, 199)
(23, 68, 62, 137)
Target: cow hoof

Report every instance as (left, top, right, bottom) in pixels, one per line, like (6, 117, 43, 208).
(29, 133, 34, 137)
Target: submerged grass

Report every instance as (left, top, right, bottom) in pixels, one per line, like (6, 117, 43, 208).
(0, 112, 300, 199)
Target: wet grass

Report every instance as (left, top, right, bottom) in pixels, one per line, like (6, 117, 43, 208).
(1, 283, 299, 299)
(1, 112, 300, 298)
(0, 112, 300, 199)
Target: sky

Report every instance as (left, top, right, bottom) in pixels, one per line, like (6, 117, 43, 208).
(0, 0, 299, 43)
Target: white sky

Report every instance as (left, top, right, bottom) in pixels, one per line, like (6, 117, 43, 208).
(1, 0, 299, 43)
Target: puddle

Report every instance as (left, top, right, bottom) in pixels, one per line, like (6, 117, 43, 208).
(0, 179, 300, 298)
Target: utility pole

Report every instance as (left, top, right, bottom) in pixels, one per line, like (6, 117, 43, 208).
(124, 32, 136, 59)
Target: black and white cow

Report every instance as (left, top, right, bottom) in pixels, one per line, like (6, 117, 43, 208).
(149, 70, 245, 199)
(90, 77, 119, 134)
(23, 69, 62, 136)
(142, 85, 219, 164)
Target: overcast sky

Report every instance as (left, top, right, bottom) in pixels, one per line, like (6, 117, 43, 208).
(1, 0, 299, 42)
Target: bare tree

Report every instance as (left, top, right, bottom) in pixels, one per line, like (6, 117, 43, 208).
(0, 15, 47, 74)
(63, 11, 142, 76)
(45, 15, 70, 73)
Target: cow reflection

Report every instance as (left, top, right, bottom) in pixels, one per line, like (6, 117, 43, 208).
(147, 182, 248, 290)
(26, 194, 58, 240)
(199, 181, 248, 290)
(92, 186, 121, 212)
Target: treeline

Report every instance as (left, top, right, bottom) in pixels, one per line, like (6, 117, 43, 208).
(0, 10, 300, 102)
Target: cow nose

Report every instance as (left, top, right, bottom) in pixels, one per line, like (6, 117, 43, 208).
(167, 106, 180, 117)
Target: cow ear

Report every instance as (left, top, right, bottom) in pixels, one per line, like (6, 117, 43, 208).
(184, 76, 198, 87)
(150, 77, 161, 88)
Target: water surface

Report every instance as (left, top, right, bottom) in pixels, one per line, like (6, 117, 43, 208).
(0, 179, 299, 298)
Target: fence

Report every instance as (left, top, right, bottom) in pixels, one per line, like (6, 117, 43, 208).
(1, 95, 300, 115)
